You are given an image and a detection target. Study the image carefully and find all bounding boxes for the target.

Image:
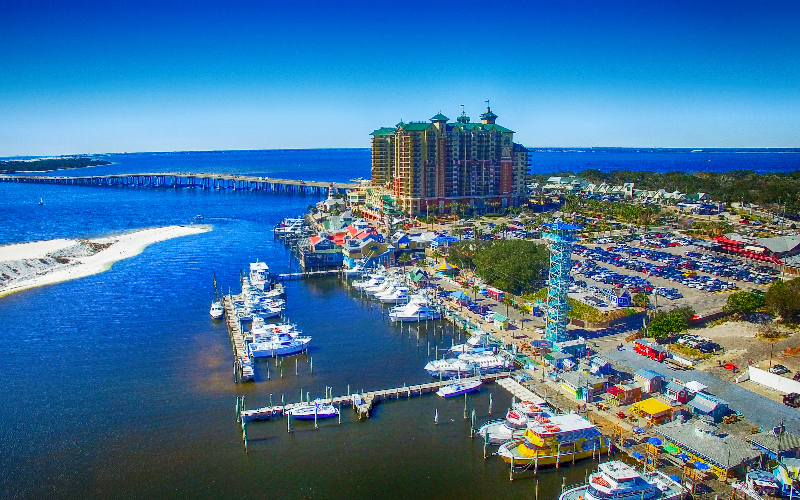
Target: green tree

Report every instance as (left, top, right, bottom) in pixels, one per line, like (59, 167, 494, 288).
(397, 252, 412, 270)
(502, 295, 514, 318)
(723, 291, 766, 316)
(473, 240, 549, 295)
(471, 284, 480, 300)
(632, 293, 650, 309)
(766, 278, 800, 323)
(647, 309, 690, 339)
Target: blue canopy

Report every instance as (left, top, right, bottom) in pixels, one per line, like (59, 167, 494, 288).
(632, 427, 645, 434)
(669, 475, 682, 483)
(676, 453, 691, 461)
(544, 222, 582, 231)
(450, 291, 469, 300)
(647, 437, 663, 446)
(693, 462, 710, 471)
(632, 452, 645, 460)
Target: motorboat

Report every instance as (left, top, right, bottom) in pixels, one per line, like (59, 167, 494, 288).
(514, 400, 547, 417)
(477, 409, 530, 445)
(389, 301, 441, 322)
(437, 379, 482, 398)
(559, 461, 685, 500)
(377, 287, 409, 304)
(424, 358, 475, 378)
(240, 357, 254, 381)
(450, 332, 491, 353)
(287, 400, 339, 420)
(247, 333, 311, 357)
(365, 279, 396, 296)
(251, 322, 303, 340)
(457, 351, 513, 374)
(343, 261, 368, 277)
(497, 413, 606, 466)
(249, 261, 271, 291)
(210, 301, 224, 319)
(353, 275, 384, 291)
(255, 304, 283, 319)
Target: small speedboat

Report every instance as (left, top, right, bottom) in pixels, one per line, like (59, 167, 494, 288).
(287, 400, 339, 420)
(210, 301, 224, 319)
(436, 379, 482, 398)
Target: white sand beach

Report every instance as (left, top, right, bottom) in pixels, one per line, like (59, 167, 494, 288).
(0, 225, 211, 298)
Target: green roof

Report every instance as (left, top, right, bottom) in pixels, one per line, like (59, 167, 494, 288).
(450, 123, 514, 133)
(371, 127, 396, 136)
(430, 112, 449, 122)
(398, 122, 433, 131)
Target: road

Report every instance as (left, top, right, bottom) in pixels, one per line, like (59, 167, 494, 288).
(603, 343, 800, 435)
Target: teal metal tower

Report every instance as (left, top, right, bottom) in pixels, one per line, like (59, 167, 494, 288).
(542, 222, 580, 344)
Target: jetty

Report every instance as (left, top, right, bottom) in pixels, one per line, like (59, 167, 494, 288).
(0, 172, 356, 196)
(237, 372, 514, 422)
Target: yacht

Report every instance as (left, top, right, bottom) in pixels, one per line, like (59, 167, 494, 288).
(450, 332, 491, 353)
(209, 301, 224, 319)
(287, 400, 339, 420)
(389, 301, 441, 322)
(249, 261, 271, 291)
(353, 275, 384, 291)
(377, 287, 409, 304)
(365, 279, 396, 296)
(497, 413, 606, 466)
(457, 351, 513, 374)
(343, 261, 368, 277)
(477, 408, 531, 445)
(437, 379, 481, 397)
(559, 461, 685, 500)
(424, 358, 476, 378)
(247, 333, 311, 357)
(250, 322, 302, 341)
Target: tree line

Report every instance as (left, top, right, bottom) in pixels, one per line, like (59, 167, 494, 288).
(0, 158, 112, 173)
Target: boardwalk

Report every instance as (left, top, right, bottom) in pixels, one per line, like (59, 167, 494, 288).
(0, 172, 357, 196)
(239, 372, 515, 421)
(495, 377, 546, 406)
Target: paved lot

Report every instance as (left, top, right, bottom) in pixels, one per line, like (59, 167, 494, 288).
(601, 343, 800, 435)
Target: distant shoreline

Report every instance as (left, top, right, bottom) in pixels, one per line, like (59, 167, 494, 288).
(0, 225, 212, 299)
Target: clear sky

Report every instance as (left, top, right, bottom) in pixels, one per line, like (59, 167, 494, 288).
(1, 0, 798, 156)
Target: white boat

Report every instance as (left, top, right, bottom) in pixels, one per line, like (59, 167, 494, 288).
(450, 332, 491, 353)
(436, 379, 482, 397)
(343, 261, 368, 277)
(365, 280, 396, 296)
(240, 357, 254, 381)
(389, 301, 441, 322)
(287, 400, 339, 420)
(424, 358, 476, 378)
(251, 322, 303, 340)
(377, 287, 409, 304)
(353, 275, 384, 291)
(210, 301, 224, 319)
(559, 461, 686, 500)
(457, 351, 513, 374)
(732, 470, 782, 499)
(477, 408, 530, 445)
(247, 333, 311, 357)
(249, 261, 271, 291)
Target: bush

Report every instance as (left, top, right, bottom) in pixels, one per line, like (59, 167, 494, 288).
(723, 291, 766, 316)
(766, 278, 800, 323)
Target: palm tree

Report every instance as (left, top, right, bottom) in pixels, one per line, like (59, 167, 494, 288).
(502, 295, 513, 318)
(471, 284, 480, 300)
(397, 252, 412, 270)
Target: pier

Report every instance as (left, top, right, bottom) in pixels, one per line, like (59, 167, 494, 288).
(0, 172, 356, 196)
(237, 371, 514, 422)
(276, 269, 342, 281)
(221, 294, 254, 381)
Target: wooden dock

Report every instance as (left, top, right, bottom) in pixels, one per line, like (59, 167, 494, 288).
(222, 294, 253, 381)
(495, 377, 546, 405)
(238, 371, 515, 422)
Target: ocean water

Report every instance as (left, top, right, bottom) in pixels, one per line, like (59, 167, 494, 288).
(0, 148, 796, 499)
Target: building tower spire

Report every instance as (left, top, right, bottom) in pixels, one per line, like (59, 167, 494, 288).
(480, 100, 497, 124)
(457, 104, 470, 124)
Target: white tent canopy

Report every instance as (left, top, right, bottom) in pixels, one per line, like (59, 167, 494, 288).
(685, 380, 708, 393)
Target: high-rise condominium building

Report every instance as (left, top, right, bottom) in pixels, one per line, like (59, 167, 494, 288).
(370, 106, 529, 215)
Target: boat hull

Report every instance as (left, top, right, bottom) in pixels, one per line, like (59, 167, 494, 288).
(287, 405, 339, 420)
(497, 444, 608, 465)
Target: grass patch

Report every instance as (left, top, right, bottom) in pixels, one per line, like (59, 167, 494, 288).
(668, 343, 713, 361)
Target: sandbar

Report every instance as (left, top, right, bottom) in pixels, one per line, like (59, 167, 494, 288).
(0, 225, 211, 298)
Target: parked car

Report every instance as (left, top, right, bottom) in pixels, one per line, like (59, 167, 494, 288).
(784, 393, 800, 408)
(770, 364, 791, 375)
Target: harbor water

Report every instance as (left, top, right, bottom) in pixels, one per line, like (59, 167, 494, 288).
(1, 148, 798, 499)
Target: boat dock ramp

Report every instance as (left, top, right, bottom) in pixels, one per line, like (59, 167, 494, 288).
(237, 371, 515, 423)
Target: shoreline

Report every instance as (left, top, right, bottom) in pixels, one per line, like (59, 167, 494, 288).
(0, 225, 211, 298)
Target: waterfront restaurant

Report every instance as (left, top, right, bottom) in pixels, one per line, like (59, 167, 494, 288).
(656, 419, 764, 480)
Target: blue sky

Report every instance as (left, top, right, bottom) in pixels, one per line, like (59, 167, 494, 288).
(1, 0, 798, 155)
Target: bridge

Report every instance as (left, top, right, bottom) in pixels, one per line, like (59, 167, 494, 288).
(0, 172, 358, 195)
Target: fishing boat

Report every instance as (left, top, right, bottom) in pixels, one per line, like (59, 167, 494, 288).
(194, 214, 203, 220)
(247, 333, 311, 357)
(287, 400, 339, 420)
(477, 408, 531, 445)
(39, 198, 44, 205)
(352, 275, 384, 291)
(436, 379, 482, 397)
(209, 301, 224, 319)
(251, 321, 303, 340)
(424, 358, 475, 378)
(559, 460, 686, 500)
(497, 413, 606, 466)
(514, 400, 547, 417)
(389, 301, 441, 322)
(249, 261, 271, 291)
(377, 287, 409, 304)
(343, 261, 368, 277)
